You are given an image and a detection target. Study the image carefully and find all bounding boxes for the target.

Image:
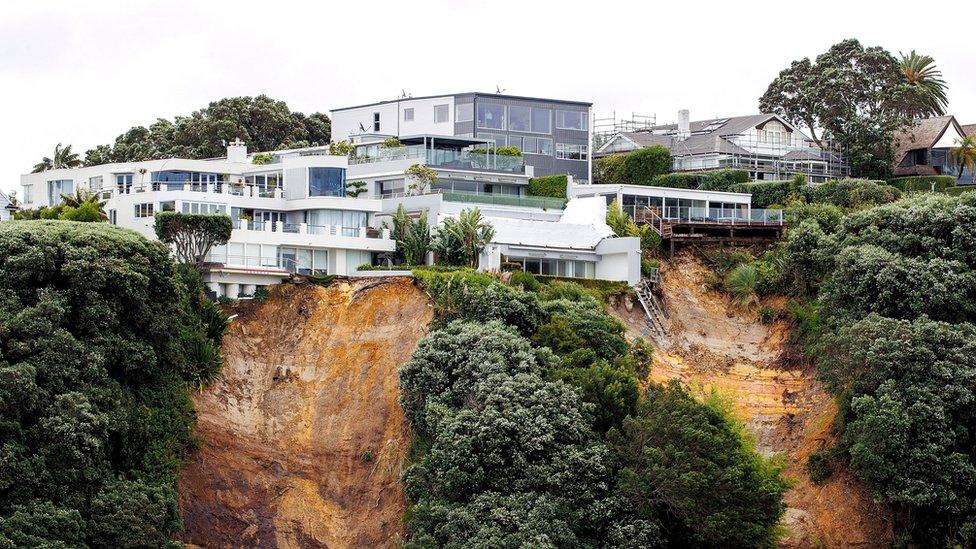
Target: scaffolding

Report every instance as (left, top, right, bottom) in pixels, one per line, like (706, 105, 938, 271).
(593, 111, 657, 150)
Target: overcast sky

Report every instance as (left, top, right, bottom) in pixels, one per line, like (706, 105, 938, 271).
(3, 0, 976, 196)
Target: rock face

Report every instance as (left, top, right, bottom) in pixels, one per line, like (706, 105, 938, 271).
(612, 252, 893, 548)
(178, 278, 432, 548)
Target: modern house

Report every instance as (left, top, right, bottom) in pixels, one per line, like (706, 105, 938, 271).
(330, 92, 593, 182)
(595, 110, 849, 183)
(892, 115, 974, 183)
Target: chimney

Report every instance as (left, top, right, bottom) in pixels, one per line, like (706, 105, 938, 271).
(226, 138, 247, 163)
(677, 109, 690, 140)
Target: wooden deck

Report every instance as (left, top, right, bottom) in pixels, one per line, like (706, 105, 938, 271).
(634, 207, 787, 254)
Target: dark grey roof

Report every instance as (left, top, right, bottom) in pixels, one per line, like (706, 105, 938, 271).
(604, 114, 795, 157)
(331, 92, 591, 112)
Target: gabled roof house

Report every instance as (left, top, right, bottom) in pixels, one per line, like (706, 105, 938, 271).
(892, 115, 973, 182)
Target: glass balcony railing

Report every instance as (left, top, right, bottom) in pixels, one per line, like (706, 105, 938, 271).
(441, 191, 565, 210)
(657, 206, 784, 224)
(426, 149, 524, 173)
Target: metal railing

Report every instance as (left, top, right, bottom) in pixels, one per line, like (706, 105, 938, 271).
(656, 206, 784, 224)
(107, 181, 283, 199)
(350, 147, 525, 173)
(441, 191, 565, 210)
(231, 219, 386, 239)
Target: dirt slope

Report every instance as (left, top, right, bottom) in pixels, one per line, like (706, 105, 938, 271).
(613, 252, 892, 548)
(178, 277, 432, 548)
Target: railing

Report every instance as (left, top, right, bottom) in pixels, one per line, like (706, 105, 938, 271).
(107, 181, 283, 199)
(654, 206, 784, 224)
(441, 191, 565, 210)
(349, 145, 427, 165)
(208, 254, 327, 275)
(231, 219, 389, 239)
(350, 147, 525, 173)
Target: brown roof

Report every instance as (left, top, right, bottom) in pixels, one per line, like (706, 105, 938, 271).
(892, 116, 957, 166)
(962, 123, 976, 137)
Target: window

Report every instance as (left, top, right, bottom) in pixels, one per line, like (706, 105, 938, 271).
(523, 137, 553, 156)
(514, 257, 594, 279)
(181, 202, 226, 214)
(556, 110, 588, 131)
(160, 201, 176, 212)
(477, 103, 506, 130)
(434, 104, 449, 123)
(134, 203, 154, 218)
(108, 209, 116, 225)
(456, 103, 473, 122)
(89, 176, 103, 191)
(115, 173, 133, 193)
(531, 108, 551, 133)
(22, 185, 33, 204)
(47, 179, 73, 204)
(509, 105, 531, 132)
(508, 136, 523, 151)
(480, 133, 507, 148)
(308, 167, 347, 197)
(373, 112, 380, 132)
(556, 143, 588, 161)
(403, 108, 414, 121)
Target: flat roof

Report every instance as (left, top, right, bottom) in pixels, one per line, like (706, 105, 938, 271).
(330, 91, 592, 112)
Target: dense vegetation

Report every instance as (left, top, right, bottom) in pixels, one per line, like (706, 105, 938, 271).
(714, 187, 976, 544)
(401, 269, 788, 547)
(80, 95, 331, 165)
(0, 221, 227, 547)
(527, 174, 569, 198)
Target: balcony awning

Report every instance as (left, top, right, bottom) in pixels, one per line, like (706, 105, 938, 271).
(398, 134, 493, 148)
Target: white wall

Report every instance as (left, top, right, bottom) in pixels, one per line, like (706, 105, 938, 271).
(330, 95, 456, 140)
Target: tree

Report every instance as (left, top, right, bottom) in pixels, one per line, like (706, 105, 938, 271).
(612, 382, 790, 548)
(951, 136, 976, 180)
(58, 189, 107, 222)
(431, 208, 495, 268)
(154, 212, 233, 267)
(31, 143, 81, 173)
(81, 96, 331, 165)
(381, 204, 430, 265)
(595, 154, 628, 184)
(623, 145, 672, 184)
(759, 39, 920, 178)
(405, 163, 438, 195)
(900, 50, 949, 118)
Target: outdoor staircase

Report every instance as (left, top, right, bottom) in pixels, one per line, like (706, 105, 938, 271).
(635, 207, 672, 239)
(634, 269, 667, 339)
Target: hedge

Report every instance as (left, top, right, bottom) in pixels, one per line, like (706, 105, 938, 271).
(623, 145, 672, 184)
(528, 174, 568, 198)
(888, 175, 957, 193)
(729, 180, 795, 208)
(942, 186, 976, 196)
(649, 169, 750, 191)
(802, 179, 901, 207)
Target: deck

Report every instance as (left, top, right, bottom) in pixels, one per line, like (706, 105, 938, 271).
(634, 207, 786, 253)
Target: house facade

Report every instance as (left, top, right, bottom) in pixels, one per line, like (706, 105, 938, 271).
(330, 92, 593, 182)
(893, 115, 974, 183)
(595, 111, 849, 183)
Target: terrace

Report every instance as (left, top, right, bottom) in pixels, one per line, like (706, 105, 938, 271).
(348, 135, 526, 174)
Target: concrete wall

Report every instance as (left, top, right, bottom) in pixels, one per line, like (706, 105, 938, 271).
(330, 96, 456, 142)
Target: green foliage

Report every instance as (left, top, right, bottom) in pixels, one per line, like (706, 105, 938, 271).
(594, 154, 627, 184)
(804, 178, 902, 208)
(623, 145, 673, 184)
(495, 145, 522, 157)
(527, 174, 568, 198)
(82, 95, 331, 164)
(537, 277, 632, 302)
(328, 140, 354, 156)
(253, 287, 269, 304)
(540, 298, 629, 362)
(553, 361, 639, 434)
(806, 444, 844, 485)
(607, 200, 660, 252)
(888, 175, 957, 193)
(650, 169, 750, 191)
(0, 220, 220, 545)
(431, 208, 494, 268)
(382, 204, 431, 266)
(345, 180, 367, 198)
(725, 263, 759, 307)
(59, 201, 105, 222)
(251, 152, 273, 165)
(612, 382, 789, 548)
(381, 137, 403, 148)
(730, 179, 795, 208)
(508, 270, 540, 292)
(154, 212, 233, 266)
(32, 142, 82, 173)
(405, 163, 438, 195)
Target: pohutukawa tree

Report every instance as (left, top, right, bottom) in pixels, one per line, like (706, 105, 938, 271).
(154, 212, 233, 267)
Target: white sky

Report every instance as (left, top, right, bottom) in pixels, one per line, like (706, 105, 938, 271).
(3, 0, 976, 197)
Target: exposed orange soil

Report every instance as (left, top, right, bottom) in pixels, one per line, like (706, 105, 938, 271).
(613, 252, 892, 548)
(178, 277, 432, 548)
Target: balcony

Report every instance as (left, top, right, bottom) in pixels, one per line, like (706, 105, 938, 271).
(349, 147, 525, 174)
(99, 181, 283, 200)
(232, 218, 392, 240)
(441, 191, 565, 210)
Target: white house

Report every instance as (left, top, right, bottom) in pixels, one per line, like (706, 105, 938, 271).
(596, 110, 849, 183)
(0, 190, 16, 221)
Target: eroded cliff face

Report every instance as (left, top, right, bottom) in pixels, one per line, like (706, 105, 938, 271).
(179, 277, 432, 548)
(613, 252, 893, 548)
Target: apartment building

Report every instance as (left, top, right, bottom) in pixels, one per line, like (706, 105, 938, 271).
(20, 136, 642, 292)
(595, 110, 849, 183)
(330, 92, 593, 182)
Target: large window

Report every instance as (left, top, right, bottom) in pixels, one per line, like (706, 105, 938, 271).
(181, 202, 227, 214)
(522, 136, 553, 156)
(434, 104, 449, 123)
(306, 209, 367, 236)
(456, 103, 473, 122)
(514, 257, 595, 279)
(278, 247, 328, 275)
(89, 176, 103, 191)
(531, 108, 551, 133)
(47, 179, 73, 204)
(308, 167, 347, 197)
(22, 185, 33, 204)
(477, 103, 506, 130)
(480, 133, 507, 148)
(373, 112, 380, 132)
(115, 174, 133, 192)
(509, 106, 550, 133)
(556, 143, 588, 161)
(556, 110, 588, 131)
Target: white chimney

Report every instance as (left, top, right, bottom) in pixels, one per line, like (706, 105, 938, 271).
(677, 109, 690, 140)
(226, 138, 247, 163)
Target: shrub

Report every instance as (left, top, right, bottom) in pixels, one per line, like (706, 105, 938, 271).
(251, 152, 273, 165)
(528, 174, 568, 198)
(806, 178, 901, 208)
(888, 175, 956, 193)
(540, 299, 629, 361)
(253, 287, 270, 304)
(154, 212, 233, 267)
(381, 137, 403, 148)
(509, 270, 540, 292)
(650, 169, 750, 191)
(724, 263, 758, 307)
(552, 361, 640, 434)
(729, 180, 795, 208)
(495, 145, 522, 157)
(414, 269, 546, 335)
(594, 154, 627, 184)
(623, 145, 673, 184)
(806, 444, 844, 485)
(758, 305, 778, 324)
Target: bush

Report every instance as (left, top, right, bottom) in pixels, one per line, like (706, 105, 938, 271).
(650, 169, 750, 191)
(724, 263, 758, 307)
(805, 178, 901, 208)
(806, 444, 844, 484)
(527, 174, 568, 198)
(154, 212, 233, 266)
(623, 145, 673, 184)
(413, 269, 546, 335)
(508, 270, 540, 292)
(253, 287, 270, 303)
(729, 180, 795, 208)
(888, 175, 956, 193)
(594, 154, 627, 184)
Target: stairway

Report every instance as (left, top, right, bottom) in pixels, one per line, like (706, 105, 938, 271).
(634, 277, 668, 339)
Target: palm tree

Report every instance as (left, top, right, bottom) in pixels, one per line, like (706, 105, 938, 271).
(60, 188, 108, 220)
(432, 209, 495, 268)
(899, 50, 949, 118)
(32, 143, 82, 173)
(950, 136, 976, 180)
